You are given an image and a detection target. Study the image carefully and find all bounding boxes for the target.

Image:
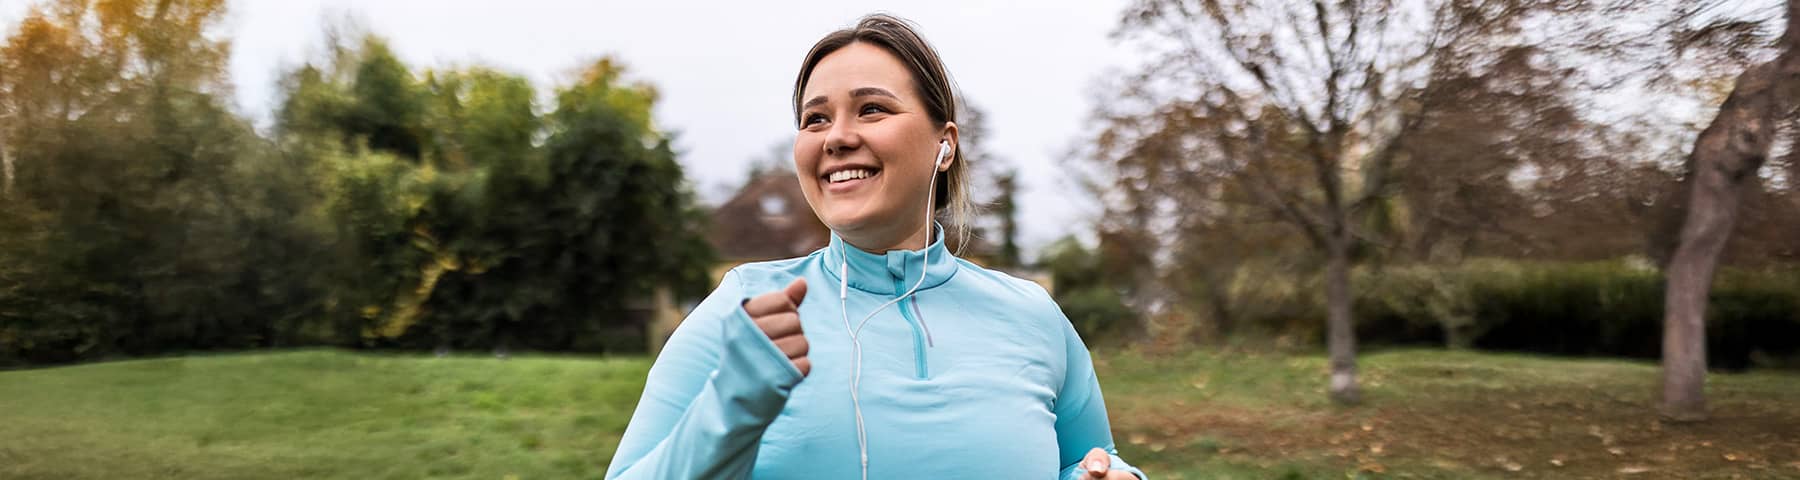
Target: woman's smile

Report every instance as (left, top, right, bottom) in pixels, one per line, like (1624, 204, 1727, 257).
(822, 166, 882, 195)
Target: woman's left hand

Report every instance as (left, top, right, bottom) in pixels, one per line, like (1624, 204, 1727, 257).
(1081, 447, 1136, 479)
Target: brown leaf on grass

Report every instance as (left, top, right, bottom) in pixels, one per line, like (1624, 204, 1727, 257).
(1617, 465, 1652, 474)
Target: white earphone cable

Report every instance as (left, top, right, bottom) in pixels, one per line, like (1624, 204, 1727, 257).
(838, 141, 945, 480)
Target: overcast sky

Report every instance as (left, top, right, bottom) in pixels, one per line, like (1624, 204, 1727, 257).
(2, 0, 1141, 258)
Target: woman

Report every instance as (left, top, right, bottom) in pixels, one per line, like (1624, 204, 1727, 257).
(606, 14, 1146, 480)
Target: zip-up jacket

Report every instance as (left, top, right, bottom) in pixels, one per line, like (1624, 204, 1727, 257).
(606, 228, 1147, 479)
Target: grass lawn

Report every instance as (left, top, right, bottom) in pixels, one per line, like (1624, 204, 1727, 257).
(1, 348, 1796, 479)
(1098, 347, 1800, 479)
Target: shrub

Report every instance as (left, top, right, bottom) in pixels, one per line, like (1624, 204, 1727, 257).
(1348, 260, 1800, 369)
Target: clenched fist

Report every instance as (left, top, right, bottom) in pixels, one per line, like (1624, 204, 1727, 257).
(741, 278, 811, 377)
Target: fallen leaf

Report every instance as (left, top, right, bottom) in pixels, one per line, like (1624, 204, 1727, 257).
(1369, 443, 1384, 455)
(1724, 453, 1740, 462)
(1608, 447, 1626, 456)
(1549, 459, 1565, 467)
(1128, 433, 1147, 445)
(1617, 466, 1652, 474)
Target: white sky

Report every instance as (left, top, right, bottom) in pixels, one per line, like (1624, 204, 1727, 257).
(1, 0, 1140, 258)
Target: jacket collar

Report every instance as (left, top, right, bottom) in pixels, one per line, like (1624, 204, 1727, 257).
(822, 223, 959, 296)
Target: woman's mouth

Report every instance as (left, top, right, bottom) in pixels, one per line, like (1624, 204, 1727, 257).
(823, 168, 880, 194)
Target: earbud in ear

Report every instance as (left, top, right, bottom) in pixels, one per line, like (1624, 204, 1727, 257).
(936, 141, 952, 169)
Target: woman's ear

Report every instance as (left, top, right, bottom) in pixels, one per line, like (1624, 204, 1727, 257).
(938, 121, 959, 172)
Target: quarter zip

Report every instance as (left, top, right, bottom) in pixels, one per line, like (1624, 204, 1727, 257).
(823, 229, 955, 382)
(887, 252, 932, 380)
(897, 296, 931, 379)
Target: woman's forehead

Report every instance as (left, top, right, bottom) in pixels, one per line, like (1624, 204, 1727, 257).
(802, 42, 917, 105)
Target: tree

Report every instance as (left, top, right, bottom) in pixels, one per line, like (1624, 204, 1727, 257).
(0, 0, 342, 362)
(1038, 236, 1136, 340)
(991, 170, 1022, 268)
(273, 33, 438, 345)
(1105, 0, 1574, 403)
(1659, 0, 1798, 422)
(480, 58, 712, 351)
(273, 32, 716, 353)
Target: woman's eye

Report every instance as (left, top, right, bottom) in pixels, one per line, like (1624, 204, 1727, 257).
(803, 114, 827, 127)
(860, 104, 888, 115)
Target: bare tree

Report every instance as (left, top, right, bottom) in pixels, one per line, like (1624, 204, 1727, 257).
(1660, 0, 1798, 422)
(1105, 0, 1564, 404)
(2, 144, 11, 196)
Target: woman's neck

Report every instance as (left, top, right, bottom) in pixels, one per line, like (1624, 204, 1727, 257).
(841, 219, 933, 255)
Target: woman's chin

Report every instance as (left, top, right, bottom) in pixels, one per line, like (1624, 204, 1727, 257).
(822, 212, 868, 233)
(820, 207, 886, 235)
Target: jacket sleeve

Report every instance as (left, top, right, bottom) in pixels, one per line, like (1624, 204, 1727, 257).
(604, 269, 804, 479)
(1051, 305, 1148, 480)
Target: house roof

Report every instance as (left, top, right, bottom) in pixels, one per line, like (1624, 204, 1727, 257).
(708, 172, 829, 262)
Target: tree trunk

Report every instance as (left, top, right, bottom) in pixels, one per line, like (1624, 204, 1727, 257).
(1, 143, 11, 197)
(1660, 3, 1797, 421)
(1326, 233, 1360, 405)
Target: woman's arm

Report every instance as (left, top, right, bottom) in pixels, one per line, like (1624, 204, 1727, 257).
(1051, 306, 1148, 480)
(604, 270, 804, 479)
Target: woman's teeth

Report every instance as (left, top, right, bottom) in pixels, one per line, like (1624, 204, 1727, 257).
(828, 169, 876, 183)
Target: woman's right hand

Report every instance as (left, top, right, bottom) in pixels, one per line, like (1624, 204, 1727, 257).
(741, 278, 811, 377)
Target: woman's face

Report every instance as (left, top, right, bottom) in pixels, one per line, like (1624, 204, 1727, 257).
(794, 41, 954, 249)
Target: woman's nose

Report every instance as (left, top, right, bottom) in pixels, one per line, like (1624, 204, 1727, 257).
(823, 119, 859, 156)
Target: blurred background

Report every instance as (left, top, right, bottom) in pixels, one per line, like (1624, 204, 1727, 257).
(1, 0, 1797, 478)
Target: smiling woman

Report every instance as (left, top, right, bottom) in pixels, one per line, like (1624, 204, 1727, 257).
(605, 13, 1147, 480)
(794, 40, 962, 255)
(792, 27, 971, 255)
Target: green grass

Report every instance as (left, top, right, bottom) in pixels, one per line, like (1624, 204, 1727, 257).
(0, 350, 650, 480)
(2, 348, 1797, 479)
(1098, 347, 1800, 479)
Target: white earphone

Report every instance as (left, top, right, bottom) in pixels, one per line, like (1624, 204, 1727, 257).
(837, 139, 949, 480)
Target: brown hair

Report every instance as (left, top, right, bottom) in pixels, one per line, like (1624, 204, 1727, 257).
(793, 13, 973, 251)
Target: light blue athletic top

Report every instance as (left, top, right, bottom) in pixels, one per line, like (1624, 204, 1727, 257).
(605, 227, 1146, 479)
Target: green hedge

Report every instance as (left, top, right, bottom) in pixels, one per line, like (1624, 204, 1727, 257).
(1058, 285, 1136, 342)
(1353, 260, 1800, 369)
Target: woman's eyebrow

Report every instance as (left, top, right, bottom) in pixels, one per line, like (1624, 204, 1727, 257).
(849, 87, 898, 101)
(801, 87, 900, 110)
